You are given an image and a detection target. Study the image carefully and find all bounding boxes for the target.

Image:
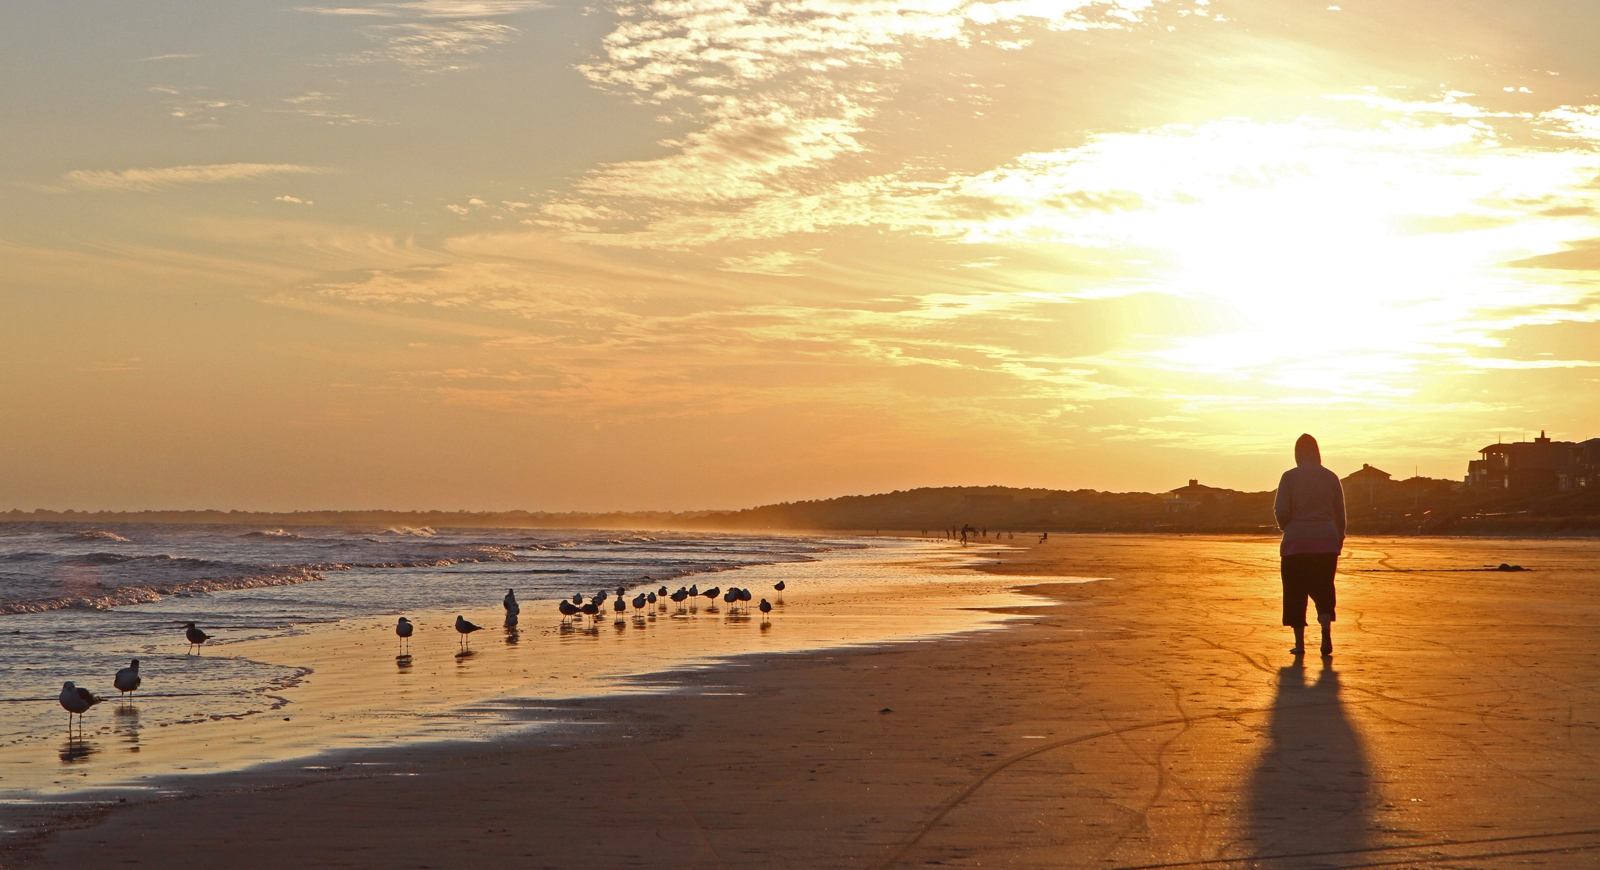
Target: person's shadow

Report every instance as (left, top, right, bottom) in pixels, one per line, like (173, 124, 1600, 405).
(1245, 661, 1372, 866)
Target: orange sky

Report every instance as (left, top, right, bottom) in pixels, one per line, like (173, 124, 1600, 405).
(3, 0, 1599, 511)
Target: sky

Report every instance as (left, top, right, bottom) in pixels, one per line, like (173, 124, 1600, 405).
(3, 0, 1599, 511)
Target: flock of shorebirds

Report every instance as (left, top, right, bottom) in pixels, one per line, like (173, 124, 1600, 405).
(441, 580, 785, 653)
(56, 581, 787, 736)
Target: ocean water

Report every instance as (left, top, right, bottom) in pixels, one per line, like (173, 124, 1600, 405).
(0, 523, 845, 756)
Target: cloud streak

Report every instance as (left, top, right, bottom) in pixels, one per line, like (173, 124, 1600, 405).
(63, 163, 327, 193)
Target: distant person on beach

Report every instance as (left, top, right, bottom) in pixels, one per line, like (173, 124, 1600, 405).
(1274, 433, 1347, 657)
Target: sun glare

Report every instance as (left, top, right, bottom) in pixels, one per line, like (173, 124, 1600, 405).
(971, 111, 1600, 397)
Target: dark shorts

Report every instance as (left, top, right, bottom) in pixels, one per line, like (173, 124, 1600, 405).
(1281, 553, 1337, 627)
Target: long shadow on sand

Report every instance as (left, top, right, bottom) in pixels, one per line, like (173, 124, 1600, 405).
(1245, 661, 1372, 867)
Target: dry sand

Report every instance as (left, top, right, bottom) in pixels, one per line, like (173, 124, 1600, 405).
(8, 534, 1600, 868)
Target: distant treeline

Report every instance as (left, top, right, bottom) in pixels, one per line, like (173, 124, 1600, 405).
(6, 481, 1600, 535)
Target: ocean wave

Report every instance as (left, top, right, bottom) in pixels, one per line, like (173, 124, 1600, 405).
(63, 552, 218, 569)
(0, 565, 326, 615)
(61, 529, 132, 543)
(240, 528, 302, 540)
(383, 526, 436, 537)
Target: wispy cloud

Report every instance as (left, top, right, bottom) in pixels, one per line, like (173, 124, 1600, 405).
(138, 53, 201, 62)
(301, 0, 543, 72)
(544, 0, 1186, 235)
(299, 1, 540, 16)
(147, 85, 244, 126)
(272, 91, 388, 126)
(63, 163, 327, 192)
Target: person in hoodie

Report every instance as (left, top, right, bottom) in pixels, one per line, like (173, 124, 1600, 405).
(1273, 433, 1346, 657)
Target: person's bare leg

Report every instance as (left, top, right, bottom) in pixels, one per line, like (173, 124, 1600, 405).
(1291, 625, 1305, 655)
(1319, 616, 1333, 657)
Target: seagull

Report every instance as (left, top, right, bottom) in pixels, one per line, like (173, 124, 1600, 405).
(633, 593, 648, 610)
(396, 617, 414, 654)
(504, 589, 519, 613)
(723, 589, 738, 611)
(669, 588, 688, 610)
(59, 681, 102, 733)
(647, 592, 658, 605)
(658, 585, 668, 597)
(113, 659, 141, 700)
(616, 586, 626, 597)
(774, 580, 786, 604)
(558, 599, 579, 623)
(183, 622, 211, 654)
(613, 597, 627, 622)
(572, 592, 584, 604)
(455, 615, 483, 649)
(759, 599, 772, 622)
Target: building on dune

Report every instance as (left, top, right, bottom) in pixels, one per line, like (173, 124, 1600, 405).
(1162, 480, 1233, 513)
(1341, 464, 1394, 506)
(1465, 431, 1600, 494)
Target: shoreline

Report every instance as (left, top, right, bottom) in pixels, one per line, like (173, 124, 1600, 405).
(11, 534, 1600, 868)
(0, 539, 1040, 821)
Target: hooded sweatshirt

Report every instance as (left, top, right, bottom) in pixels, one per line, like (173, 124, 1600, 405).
(1273, 434, 1346, 557)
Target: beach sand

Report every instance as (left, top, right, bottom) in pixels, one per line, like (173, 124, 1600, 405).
(9, 534, 1600, 868)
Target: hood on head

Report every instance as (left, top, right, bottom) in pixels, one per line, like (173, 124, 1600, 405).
(1295, 433, 1321, 467)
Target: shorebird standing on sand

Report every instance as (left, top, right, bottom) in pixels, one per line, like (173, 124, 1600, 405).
(454, 615, 483, 650)
(182, 622, 211, 654)
(613, 597, 627, 623)
(759, 599, 772, 623)
(558, 599, 579, 623)
(113, 659, 141, 701)
(396, 617, 414, 655)
(774, 580, 786, 604)
(59, 681, 102, 735)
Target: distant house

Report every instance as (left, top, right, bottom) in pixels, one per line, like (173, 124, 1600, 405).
(1466, 431, 1592, 494)
(1342, 464, 1393, 506)
(1560, 438, 1600, 491)
(1163, 480, 1230, 513)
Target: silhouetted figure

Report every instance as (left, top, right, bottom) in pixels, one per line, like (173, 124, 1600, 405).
(1274, 433, 1347, 657)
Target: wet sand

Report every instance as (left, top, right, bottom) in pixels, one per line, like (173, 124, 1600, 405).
(10, 534, 1600, 868)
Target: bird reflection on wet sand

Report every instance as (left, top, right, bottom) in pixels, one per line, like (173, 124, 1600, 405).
(113, 704, 141, 753)
(59, 736, 99, 764)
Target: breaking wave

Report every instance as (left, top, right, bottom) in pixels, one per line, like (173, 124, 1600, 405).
(61, 529, 132, 543)
(0, 565, 326, 615)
